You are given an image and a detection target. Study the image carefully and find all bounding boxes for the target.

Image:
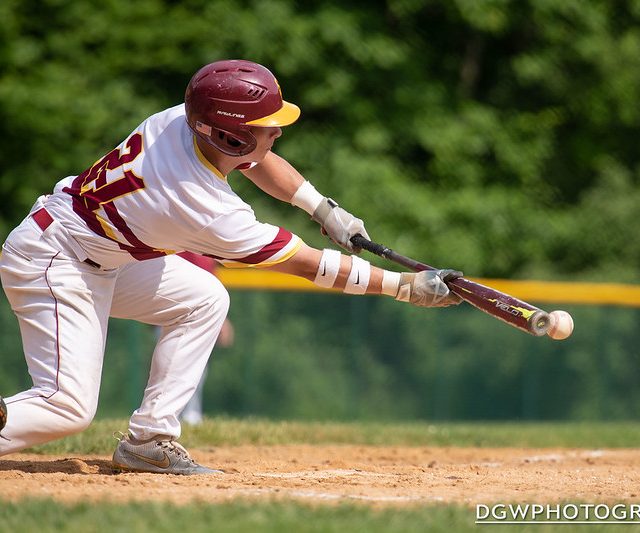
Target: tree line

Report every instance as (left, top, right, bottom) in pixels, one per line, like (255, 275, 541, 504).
(1, 0, 638, 282)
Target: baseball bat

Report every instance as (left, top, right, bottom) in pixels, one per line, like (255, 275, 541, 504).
(350, 234, 551, 336)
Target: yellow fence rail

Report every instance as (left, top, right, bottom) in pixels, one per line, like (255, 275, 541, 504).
(217, 268, 640, 307)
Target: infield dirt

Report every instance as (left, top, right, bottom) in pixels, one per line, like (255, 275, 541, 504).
(1, 445, 638, 506)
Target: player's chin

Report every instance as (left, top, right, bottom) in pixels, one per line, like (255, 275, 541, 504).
(234, 150, 271, 171)
(256, 147, 273, 161)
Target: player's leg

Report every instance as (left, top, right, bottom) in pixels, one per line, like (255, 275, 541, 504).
(109, 255, 227, 473)
(110, 254, 229, 441)
(180, 369, 207, 425)
(0, 218, 116, 455)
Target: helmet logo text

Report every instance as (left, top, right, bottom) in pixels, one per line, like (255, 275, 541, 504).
(217, 110, 246, 119)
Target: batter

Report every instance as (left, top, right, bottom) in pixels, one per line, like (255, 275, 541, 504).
(0, 60, 461, 474)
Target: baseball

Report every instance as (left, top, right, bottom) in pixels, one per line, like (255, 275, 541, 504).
(547, 310, 574, 340)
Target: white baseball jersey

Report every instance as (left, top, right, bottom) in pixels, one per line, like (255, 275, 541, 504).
(0, 103, 304, 455)
(45, 103, 301, 269)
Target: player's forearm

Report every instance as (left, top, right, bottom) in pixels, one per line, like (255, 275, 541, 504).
(268, 244, 461, 307)
(242, 151, 370, 255)
(241, 151, 307, 203)
(241, 151, 326, 216)
(267, 244, 396, 296)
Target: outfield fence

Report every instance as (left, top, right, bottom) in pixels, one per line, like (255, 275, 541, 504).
(1, 270, 639, 421)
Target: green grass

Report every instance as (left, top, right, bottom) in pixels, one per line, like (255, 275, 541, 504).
(25, 417, 640, 455)
(3, 499, 638, 533)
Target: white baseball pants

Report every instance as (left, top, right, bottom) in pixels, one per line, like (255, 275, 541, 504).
(0, 213, 229, 455)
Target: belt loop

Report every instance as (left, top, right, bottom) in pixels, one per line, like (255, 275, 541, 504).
(84, 258, 101, 269)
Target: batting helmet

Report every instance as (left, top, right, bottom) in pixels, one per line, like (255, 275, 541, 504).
(185, 59, 301, 156)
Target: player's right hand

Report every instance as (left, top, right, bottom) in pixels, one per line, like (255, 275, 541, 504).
(395, 270, 463, 307)
(312, 198, 370, 254)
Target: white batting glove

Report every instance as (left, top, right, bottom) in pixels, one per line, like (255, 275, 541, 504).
(395, 270, 463, 307)
(312, 198, 370, 254)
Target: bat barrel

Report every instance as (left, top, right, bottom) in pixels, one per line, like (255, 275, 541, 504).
(451, 278, 549, 336)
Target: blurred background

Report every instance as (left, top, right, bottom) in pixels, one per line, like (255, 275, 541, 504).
(0, 0, 638, 421)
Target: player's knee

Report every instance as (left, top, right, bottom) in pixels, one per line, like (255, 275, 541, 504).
(48, 394, 97, 433)
(217, 285, 230, 315)
(200, 279, 230, 318)
(62, 411, 95, 436)
(204, 275, 228, 300)
(70, 404, 96, 431)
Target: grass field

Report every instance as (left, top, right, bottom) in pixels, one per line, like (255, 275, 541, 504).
(1, 499, 637, 533)
(0, 500, 479, 533)
(2, 418, 640, 533)
(26, 417, 640, 454)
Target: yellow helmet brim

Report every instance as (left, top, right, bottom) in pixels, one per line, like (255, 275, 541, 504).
(245, 100, 301, 127)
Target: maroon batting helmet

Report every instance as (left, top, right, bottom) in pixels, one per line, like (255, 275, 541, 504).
(185, 59, 300, 156)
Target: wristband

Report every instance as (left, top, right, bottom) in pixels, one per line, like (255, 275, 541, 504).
(314, 249, 341, 288)
(395, 272, 414, 302)
(344, 255, 371, 294)
(381, 270, 401, 297)
(291, 181, 324, 215)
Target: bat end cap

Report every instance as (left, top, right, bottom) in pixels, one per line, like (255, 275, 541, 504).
(529, 310, 552, 336)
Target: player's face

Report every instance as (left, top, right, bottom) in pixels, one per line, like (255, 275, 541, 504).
(250, 126, 282, 159)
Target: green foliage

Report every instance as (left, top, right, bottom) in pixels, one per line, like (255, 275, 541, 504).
(0, 0, 639, 278)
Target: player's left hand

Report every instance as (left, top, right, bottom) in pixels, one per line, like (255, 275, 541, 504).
(396, 270, 463, 307)
(312, 198, 371, 253)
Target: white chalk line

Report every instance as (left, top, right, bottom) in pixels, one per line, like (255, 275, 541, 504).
(456, 450, 607, 468)
(223, 486, 430, 503)
(253, 468, 394, 480)
(521, 450, 606, 463)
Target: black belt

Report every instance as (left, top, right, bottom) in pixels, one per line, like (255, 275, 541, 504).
(32, 208, 102, 269)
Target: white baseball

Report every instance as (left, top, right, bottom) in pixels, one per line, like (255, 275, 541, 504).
(547, 310, 574, 340)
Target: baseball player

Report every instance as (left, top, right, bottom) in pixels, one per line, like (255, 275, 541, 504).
(0, 60, 461, 473)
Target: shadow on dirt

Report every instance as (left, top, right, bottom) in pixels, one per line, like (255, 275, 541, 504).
(0, 458, 116, 475)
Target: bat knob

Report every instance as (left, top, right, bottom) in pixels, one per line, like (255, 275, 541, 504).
(528, 310, 551, 336)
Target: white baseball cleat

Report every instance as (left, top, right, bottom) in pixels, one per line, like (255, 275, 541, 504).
(112, 432, 222, 475)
